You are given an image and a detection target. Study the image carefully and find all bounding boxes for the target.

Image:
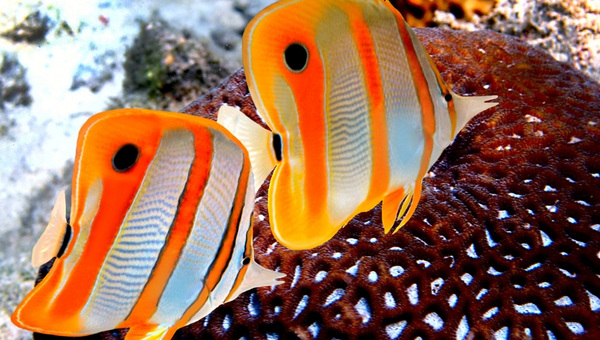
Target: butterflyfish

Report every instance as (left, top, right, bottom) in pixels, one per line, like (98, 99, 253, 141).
(218, 0, 498, 250)
(12, 108, 284, 339)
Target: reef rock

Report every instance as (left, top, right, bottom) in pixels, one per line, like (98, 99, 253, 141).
(0, 10, 52, 44)
(390, 0, 496, 27)
(34, 28, 599, 339)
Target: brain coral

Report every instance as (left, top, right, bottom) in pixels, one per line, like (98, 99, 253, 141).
(34, 28, 600, 339)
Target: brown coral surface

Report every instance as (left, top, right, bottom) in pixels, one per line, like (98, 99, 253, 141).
(34, 28, 600, 339)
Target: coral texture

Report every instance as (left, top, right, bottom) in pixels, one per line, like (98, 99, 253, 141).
(34, 28, 600, 339)
(434, 0, 600, 83)
(390, 0, 496, 27)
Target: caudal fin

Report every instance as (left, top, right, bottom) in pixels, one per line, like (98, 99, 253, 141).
(217, 105, 278, 192)
(451, 91, 498, 138)
(225, 259, 285, 303)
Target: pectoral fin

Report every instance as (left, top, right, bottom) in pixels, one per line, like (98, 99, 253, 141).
(32, 190, 68, 267)
(217, 105, 278, 191)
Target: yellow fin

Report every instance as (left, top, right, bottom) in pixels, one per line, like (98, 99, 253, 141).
(225, 259, 285, 303)
(382, 188, 406, 234)
(451, 91, 498, 138)
(125, 324, 170, 340)
(383, 182, 424, 234)
(217, 105, 278, 192)
(32, 190, 67, 267)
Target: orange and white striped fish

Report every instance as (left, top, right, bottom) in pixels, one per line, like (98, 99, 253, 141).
(218, 0, 498, 250)
(12, 109, 284, 339)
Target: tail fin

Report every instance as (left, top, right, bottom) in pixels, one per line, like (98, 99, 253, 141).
(451, 91, 498, 138)
(32, 190, 68, 267)
(225, 259, 285, 303)
(217, 105, 278, 192)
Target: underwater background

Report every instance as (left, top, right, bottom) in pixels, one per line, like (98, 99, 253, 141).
(0, 0, 598, 338)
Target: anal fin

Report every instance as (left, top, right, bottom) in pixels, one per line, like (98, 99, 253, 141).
(217, 105, 278, 191)
(382, 182, 424, 234)
(382, 187, 405, 233)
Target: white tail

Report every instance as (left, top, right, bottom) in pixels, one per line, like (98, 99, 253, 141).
(32, 190, 67, 267)
(451, 91, 498, 138)
(225, 259, 285, 303)
(217, 105, 278, 192)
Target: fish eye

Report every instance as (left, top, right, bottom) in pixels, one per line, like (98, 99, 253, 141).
(283, 43, 308, 72)
(112, 143, 139, 172)
(242, 257, 251, 265)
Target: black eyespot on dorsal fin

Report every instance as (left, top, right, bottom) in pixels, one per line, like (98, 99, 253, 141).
(272, 134, 283, 162)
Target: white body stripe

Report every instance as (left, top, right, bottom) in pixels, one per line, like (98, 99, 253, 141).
(188, 172, 255, 325)
(364, 4, 425, 191)
(317, 6, 372, 224)
(81, 129, 195, 331)
(151, 129, 246, 323)
(273, 76, 304, 167)
(270, 75, 306, 216)
(244, 0, 305, 129)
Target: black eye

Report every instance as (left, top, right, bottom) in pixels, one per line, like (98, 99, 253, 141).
(242, 257, 251, 265)
(272, 133, 282, 162)
(112, 144, 139, 172)
(284, 43, 308, 72)
(444, 93, 452, 102)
